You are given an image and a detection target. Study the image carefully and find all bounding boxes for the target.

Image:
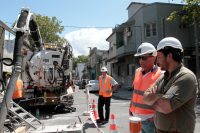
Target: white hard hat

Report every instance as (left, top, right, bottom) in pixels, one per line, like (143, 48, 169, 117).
(101, 67, 107, 72)
(134, 42, 157, 56)
(157, 37, 183, 52)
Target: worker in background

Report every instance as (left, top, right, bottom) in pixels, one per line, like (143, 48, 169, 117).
(6, 72, 23, 104)
(129, 43, 164, 133)
(143, 37, 198, 133)
(97, 67, 118, 124)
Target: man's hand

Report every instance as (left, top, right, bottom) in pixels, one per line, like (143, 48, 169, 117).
(146, 117, 154, 124)
(150, 86, 158, 94)
(129, 109, 133, 116)
(106, 89, 113, 94)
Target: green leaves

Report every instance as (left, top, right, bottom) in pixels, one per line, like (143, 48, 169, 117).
(35, 14, 65, 45)
(167, 0, 200, 29)
(72, 55, 89, 70)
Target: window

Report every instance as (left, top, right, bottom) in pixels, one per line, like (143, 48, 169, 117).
(145, 22, 157, 37)
(118, 66, 121, 76)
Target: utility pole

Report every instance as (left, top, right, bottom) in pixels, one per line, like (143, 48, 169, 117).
(194, 17, 200, 91)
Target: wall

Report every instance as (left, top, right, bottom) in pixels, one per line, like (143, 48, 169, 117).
(107, 33, 117, 60)
(127, 3, 146, 20)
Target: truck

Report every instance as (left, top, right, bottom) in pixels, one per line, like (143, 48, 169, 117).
(5, 7, 74, 111)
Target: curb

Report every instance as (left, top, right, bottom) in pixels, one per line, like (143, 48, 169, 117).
(112, 94, 132, 100)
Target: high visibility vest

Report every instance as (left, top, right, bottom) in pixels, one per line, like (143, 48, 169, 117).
(12, 79, 23, 99)
(130, 67, 162, 115)
(99, 75, 113, 97)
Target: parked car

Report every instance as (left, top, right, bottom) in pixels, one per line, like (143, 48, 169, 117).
(86, 80, 99, 92)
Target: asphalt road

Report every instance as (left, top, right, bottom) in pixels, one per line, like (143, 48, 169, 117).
(29, 85, 131, 133)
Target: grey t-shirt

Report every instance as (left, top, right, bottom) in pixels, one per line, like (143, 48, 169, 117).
(146, 64, 198, 132)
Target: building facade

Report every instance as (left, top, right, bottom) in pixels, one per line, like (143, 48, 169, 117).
(89, 47, 107, 80)
(106, 2, 200, 89)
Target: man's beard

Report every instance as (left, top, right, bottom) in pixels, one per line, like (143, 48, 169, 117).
(161, 59, 169, 71)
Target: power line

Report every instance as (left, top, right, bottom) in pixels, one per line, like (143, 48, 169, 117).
(5, 22, 113, 29)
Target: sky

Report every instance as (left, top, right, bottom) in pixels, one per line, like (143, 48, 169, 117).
(1, 0, 183, 57)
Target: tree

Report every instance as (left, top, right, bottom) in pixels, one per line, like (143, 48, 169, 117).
(167, 0, 200, 90)
(35, 14, 66, 45)
(167, 0, 200, 29)
(73, 55, 89, 70)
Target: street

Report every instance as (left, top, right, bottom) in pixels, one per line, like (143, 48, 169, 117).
(28, 85, 200, 133)
(30, 85, 130, 133)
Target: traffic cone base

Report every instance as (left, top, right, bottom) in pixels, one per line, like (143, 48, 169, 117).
(88, 99, 99, 120)
(109, 114, 118, 133)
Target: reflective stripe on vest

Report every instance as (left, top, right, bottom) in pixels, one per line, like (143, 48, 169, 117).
(99, 75, 112, 97)
(130, 67, 162, 115)
(12, 79, 23, 99)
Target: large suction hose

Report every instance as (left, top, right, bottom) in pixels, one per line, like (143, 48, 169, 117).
(0, 11, 28, 132)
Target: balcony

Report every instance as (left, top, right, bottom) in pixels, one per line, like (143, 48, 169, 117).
(116, 44, 136, 56)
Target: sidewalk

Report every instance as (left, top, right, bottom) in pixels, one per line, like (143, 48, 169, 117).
(112, 89, 133, 100)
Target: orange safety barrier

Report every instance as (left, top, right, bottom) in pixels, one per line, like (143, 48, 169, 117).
(88, 99, 99, 120)
(129, 117, 141, 133)
(109, 114, 118, 133)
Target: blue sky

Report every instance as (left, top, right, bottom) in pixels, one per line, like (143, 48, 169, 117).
(1, 0, 183, 56)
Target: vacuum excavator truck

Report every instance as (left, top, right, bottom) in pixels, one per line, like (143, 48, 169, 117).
(21, 43, 74, 110)
(12, 7, 74, 110)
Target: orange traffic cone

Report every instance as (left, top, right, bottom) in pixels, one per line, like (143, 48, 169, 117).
(88, 99, 99, 120)
(109, 114, 118, 133)
(129, 117, 141, 133)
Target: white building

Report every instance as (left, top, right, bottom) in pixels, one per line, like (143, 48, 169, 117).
(77, 63, 85, 80)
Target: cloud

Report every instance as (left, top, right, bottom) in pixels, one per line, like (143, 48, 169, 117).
(65, 28, 112, 57)
(5, 34, 15, 40)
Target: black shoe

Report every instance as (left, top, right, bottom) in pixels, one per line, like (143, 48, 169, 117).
(96, 119, 103, 123)
(102, 120, 108, 124)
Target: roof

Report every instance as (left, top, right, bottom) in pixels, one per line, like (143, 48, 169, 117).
(126, 2, 148, 10)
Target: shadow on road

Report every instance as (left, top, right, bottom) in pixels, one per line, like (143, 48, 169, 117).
(82, 121, 106, 133)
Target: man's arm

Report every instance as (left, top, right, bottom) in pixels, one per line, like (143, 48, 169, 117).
(143, 86, 163, 105)
(153, 98, 172, 114)
(106, 84, 118, 94)
(143, 86, 172, 114)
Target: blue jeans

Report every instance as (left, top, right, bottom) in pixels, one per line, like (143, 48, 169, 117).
(142, 121, 155, 133)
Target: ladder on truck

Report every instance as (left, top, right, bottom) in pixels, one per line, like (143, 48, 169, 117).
(0, 94, 43, 131)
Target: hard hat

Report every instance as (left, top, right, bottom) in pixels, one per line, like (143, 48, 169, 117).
(134, 42, 157, 56)
(5, 72, 12, 76)
(101, 67, 107, 72)
(157, 37, 183, 52)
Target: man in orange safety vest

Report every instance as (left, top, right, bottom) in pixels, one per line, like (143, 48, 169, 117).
(129, 43, 164, 133)
(96, 67, 118, 124)
(6, 72, 23, 104)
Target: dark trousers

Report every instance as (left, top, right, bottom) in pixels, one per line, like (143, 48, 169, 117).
(98, 95, 111, 121)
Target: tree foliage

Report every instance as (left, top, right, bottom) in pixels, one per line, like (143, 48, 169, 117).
(73, 55, 89, 70)
(35, 14, 67, 45)
(167, 0, 200, 30)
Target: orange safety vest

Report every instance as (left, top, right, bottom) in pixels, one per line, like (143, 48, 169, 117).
(99, 75, 113, 97)
(12, 79, 23, 99)
(130, 67, 161, 115)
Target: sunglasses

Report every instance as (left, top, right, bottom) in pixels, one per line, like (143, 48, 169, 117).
(138, 56, 153, 61)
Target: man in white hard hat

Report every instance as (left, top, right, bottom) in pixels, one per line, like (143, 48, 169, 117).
(143, 37, 198, 133)
(96, 67, 118, 124)
(129, 42, 164, 133)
